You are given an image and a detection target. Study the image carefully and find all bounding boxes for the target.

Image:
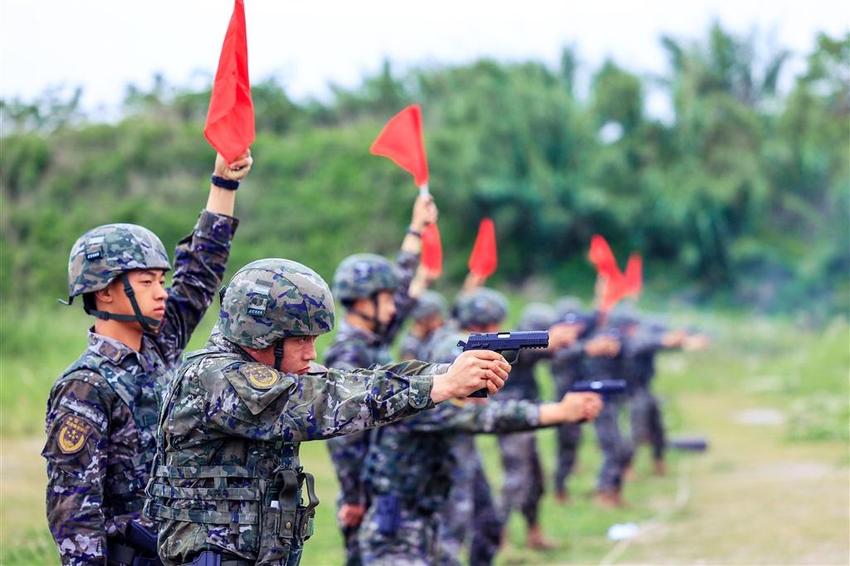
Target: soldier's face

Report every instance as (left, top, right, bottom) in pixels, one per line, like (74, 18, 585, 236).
(99, 269, 168, 326)
(280, 335, 318, 374)
(375, 291, 397, 325)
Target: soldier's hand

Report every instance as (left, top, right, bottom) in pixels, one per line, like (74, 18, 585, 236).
(338, 503, 366, 528)
(410, 194, 438, 232)
(539, 392, 603, 425)
(214, 149, 253, 182)
(548, 323, 578, 349)
(431, 350, 511, 402)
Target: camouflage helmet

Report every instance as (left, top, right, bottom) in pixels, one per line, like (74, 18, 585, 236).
(411, 291, 448, 322)
(219, 259, 335, 349)
(454, 287, 508, 328)
(554, 296, 583, 319)
(332, 254, 399, 303)
(518, 302, 557, 331)
(67, 224, 171, 299)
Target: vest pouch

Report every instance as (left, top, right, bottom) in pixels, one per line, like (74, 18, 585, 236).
(255, 469, 299, 564)
(295, 472, 320, 541)
(375, 494, 401, 536)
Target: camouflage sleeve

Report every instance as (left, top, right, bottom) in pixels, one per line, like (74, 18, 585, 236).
(324, 339, 372, 506)
(405, 398, 541, 434)
(398, 332, 421, 361)
(551, 341, 584, 365)
(207, 360, 438, 443)
(382, 249, 420, 343)
(623, 332, 665, 357)
(42, 376, 111, 565)
(155, 210, 239, 364)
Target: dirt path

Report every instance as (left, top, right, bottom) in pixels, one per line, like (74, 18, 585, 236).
(609, 393, 849, 565)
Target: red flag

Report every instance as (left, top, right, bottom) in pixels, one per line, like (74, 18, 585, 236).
(370, 105, 429, 188)
(588, 235, 620, 280)
(623, 254, 643, 298)
(600, 274, 628, 312)
(421, 223, 443, 276)
(204, 0, 255, 163)
(468, 218, 498, 278)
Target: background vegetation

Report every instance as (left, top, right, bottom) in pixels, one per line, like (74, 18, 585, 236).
(2, 25, 848, 320)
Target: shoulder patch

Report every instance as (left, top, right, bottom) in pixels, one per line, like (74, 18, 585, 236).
(240, 365, 279, 390)
(56, 415, 92, 454)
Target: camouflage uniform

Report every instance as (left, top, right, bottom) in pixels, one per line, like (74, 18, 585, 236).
(43, 212, 237, 565)
(145, 259, 448, 566)
(360, 289, 522, 565)
(325, 251, 419, 566)
(493, 303, 553, 528)
(548, 300, 593, 496)
(581, 324, 632, 493)
(621, 322, 673, 463)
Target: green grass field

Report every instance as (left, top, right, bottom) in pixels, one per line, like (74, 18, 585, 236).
(1, 303, 848, 565)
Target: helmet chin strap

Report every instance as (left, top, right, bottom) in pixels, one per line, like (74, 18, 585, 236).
(351, 294, 392, 337)
(84, 273, 162, 333)
(273, 340, 285, 372)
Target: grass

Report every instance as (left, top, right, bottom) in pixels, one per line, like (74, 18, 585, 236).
(1, 303, 848, 564)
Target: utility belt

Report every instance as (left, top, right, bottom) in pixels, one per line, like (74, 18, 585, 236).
(107, 521, 162, 566)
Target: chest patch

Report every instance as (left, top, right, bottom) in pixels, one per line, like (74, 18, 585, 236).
(241, 365, 279, 390)
(56, 415, 91, 454)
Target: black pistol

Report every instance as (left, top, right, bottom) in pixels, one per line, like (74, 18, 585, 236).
(457, 331, 549, 398)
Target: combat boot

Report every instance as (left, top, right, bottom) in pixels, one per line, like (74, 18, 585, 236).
(526, 524, 556, 550)
(554, 487, 570, 505)
(593, 488, 624, 508)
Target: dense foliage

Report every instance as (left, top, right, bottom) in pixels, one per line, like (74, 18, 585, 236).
(2, 26, 847, 317)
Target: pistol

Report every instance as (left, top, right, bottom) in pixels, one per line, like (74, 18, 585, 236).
(569, 379, 627, 396)
(457, 331, 549, 398)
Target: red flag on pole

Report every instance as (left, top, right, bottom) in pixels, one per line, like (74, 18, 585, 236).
(600, 274, 628, 312)
(588, 235, 620, 280)
(421, 223, 443, 276)
(623, 254, 643, 298)
(204, 0, 255, 163)
(468, 218, 498, 278)
(370, 105, 430, 193)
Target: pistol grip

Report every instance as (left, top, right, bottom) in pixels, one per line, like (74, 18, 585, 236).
(468, 387, 488, 398)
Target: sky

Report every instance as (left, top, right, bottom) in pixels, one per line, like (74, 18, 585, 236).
(0, 0, 847, 118)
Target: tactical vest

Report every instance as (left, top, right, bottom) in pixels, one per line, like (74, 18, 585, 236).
(55, 350, 165, 517)
(144, 349, 320, 563)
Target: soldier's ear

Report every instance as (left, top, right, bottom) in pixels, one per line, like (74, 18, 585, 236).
(95, 282, 117, 304)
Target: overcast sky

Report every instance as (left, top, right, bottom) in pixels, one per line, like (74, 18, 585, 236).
(1, 0, 847, 117)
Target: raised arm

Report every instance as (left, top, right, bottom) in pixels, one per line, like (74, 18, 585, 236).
(154, 152, 251, 362)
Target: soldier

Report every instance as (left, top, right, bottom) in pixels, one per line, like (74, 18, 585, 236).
(325, 194, 438, 566)
(358, 288, 604, 566)
(145, 258, 510, 565)
(494, 302, 575, 549)
(581, 314, 632, 507)
(399, 290, 449, 361)
(617, 313, 688, 477)
(549, 297, 591, 503)
(42, 151, 253, 565)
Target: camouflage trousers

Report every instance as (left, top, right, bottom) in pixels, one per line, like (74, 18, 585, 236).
(438, 440, 502, 565)
(554, 422, 583, 494)
(359, 502, 440, 566)
(629, 387, 666, 461)
(594, 398, 634, 491)
(338, 517, 363, 566)
(497, 431, 544, 526)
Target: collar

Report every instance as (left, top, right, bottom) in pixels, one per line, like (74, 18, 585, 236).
(339, 319, 381, 346)
(87, 328, 138, 364)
